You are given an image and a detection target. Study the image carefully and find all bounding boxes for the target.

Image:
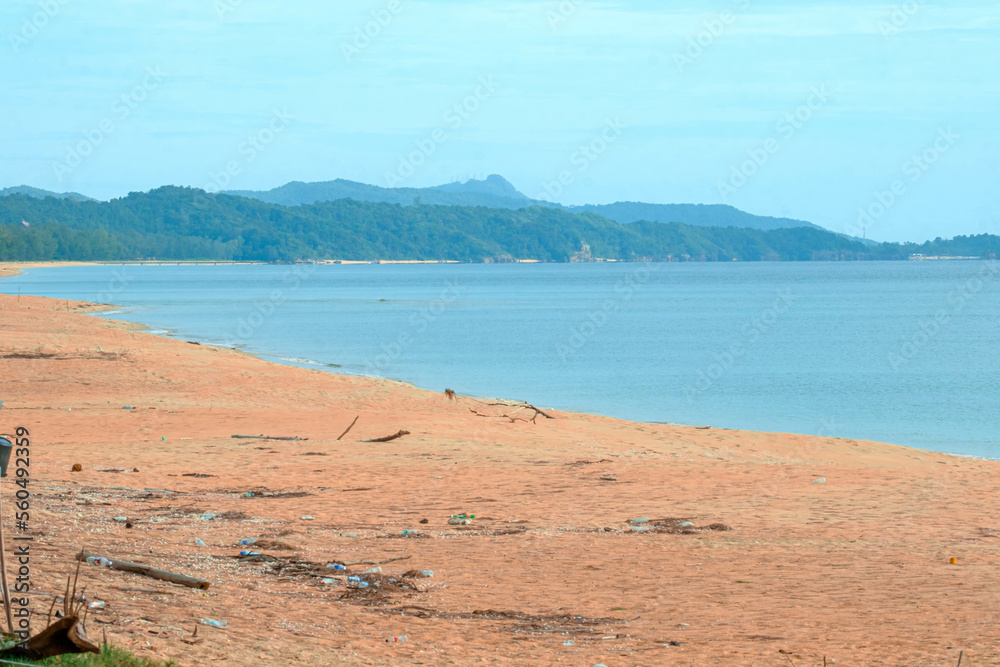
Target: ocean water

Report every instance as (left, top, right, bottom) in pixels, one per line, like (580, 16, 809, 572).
(3, 261, 999, 458)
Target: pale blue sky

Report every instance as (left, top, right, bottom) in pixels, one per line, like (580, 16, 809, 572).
(2, 0, 998, 241)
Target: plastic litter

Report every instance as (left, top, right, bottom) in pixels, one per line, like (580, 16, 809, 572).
(420, 570, 434, 578)
(386, 635, 408, 643)
(122, 405, 134, 410)
(300, 515, 315, 521)
(630, 517, 650, 525)
(199, 513, 217, 520)
(85, 557, 113, 568)
(113, 516, 128, 523)
(242, 492, 255, 498)
(677, 521, 695, 528)
(87, 601, 106, 610)
(363, 566, 382, 574)
(813, 477, 827, 484)
(326, 563, 347, 571)
(631, 525, 650, 533)
(195, 538, 206, 546)
(239, 550, 261, 557)
(448, 518, 472, 526)
(200, 618, 227, 629)
(339, 532, 358, 538)
(238, 538, 256, 546)
(563, 640, 575, 646)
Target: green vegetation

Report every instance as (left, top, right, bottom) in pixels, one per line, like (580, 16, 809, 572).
(1, 187, 997, 262)
(0, 644, 172, 667)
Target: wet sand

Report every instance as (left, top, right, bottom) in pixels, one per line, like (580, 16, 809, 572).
(1, 288, 998, 665)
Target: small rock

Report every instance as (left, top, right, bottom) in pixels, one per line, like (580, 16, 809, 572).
(419, 518, 429, 524)
(71, 463, 83, 472)
(132, 467, 140, 473)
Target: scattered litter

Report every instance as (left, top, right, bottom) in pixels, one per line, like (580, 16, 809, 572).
(386, 635, 407, 643)
(321, 578, 339, 585)
(194, 538, 206, 547)
(326, 563, 347, 571)
(362, 567, 383, 575)
(950, 557, 958, 564)
(448, 517, 472, 526)
(71, 464, 82, 472)
(122, 405, 134, 410)
(113, 516, 128, 523)
(300, 515, 315, 521)
(813, 478, 827, 484)
(238, 538, 256, 546)
(401, 569, 434, 579)
(200, 618, 227, 629)
(631, 525, 649, 533)
(400, 530, 421, 536)
(239, 551, 261, 557)
(199, 513, 217, 521)
(339, 532, 358, 538)
(563, 640, 575, 646)
(677, 521, 695, 528)
(87, 601, 106, 610)
(630, 517, 649, 526)
(242, 492, 255, 498)
(85, 557, 113, 568)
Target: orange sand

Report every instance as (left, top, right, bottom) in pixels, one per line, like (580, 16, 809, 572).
(1, 290, 998, 666)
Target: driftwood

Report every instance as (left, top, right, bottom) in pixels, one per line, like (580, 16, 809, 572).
(75, 552, 211, 590)
(336, 415, 360, 441)
(470, 401, 555, 424)
(0, 560, 100, 661)
(231, 434, 307, 441)
(364, 430, 410, 443)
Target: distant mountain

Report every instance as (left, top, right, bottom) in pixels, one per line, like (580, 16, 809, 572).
(568, 202, 824, 232)
(225, 175, 554, 211)
(228, 175, 829, 233)
(0, 185, 94, 202)
(3, 186, 993, 263)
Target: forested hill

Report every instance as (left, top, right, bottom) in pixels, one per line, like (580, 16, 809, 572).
(0, 186, 997, 262)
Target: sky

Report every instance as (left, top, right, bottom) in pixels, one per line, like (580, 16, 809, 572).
(1, 0, 998, 242)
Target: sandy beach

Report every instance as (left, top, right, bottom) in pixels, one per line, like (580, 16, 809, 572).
(1, 285, 998, 666)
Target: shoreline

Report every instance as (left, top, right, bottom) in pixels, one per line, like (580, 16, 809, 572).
(1, 261, 989, 461)
(2, 290, 998, 664)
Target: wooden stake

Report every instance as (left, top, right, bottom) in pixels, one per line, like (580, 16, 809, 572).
(336, 416, 360, 441)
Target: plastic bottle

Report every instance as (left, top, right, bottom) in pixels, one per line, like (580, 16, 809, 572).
(238, 538, 256, 546)
(363, 566, 382, 574)
(419, 570, 434, 578)
(87, 601, 106, 610)
(195, 538, 206, 546)
(199, 513, 216, 521)
(347, 576, 362, 583)
(86, 557, 113, 568)
(386, 635, 408, 643)
(326, 563, 347, 571)
(239, 550, 261, 557)
(200, 618, 227, 629)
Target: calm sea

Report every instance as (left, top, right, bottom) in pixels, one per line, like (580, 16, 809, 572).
(3, 261, 998, 458)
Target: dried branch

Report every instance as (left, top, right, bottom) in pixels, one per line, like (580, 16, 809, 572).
(336, 415, 360, 441)
(364, 430, 410, 443)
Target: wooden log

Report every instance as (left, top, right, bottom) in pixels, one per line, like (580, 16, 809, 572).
(364, 430, 410, 443)
(231, 434, 306, 441)
(75, 552, 210, 590)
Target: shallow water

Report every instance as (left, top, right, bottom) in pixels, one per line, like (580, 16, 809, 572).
(4, 261, 998, 458)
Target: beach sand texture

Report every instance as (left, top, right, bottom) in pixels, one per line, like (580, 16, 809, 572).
(1, 289, 998, 665)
